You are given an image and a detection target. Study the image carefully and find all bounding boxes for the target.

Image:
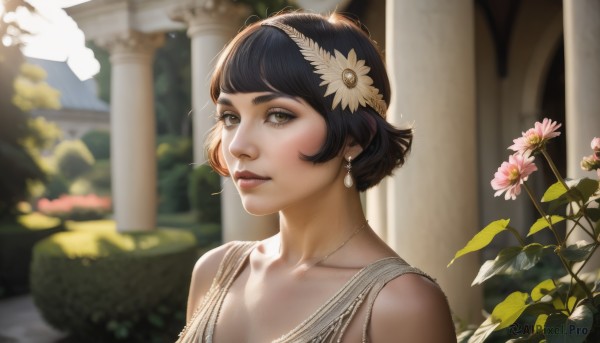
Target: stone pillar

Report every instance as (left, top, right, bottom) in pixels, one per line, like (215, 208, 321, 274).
(172, 0, 278, 242)
(100, 30, 163, 232)
(563, 0, 600, 269)
(385, 0, 482, 323)
(366, 181, 387, 241)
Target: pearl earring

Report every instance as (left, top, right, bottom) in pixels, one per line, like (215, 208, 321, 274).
(344, 156, 353, 188)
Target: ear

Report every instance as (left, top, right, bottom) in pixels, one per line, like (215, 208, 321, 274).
(342, 136, 364, 161)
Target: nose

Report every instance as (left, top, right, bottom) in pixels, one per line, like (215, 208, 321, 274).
(227, 122, 259, 160)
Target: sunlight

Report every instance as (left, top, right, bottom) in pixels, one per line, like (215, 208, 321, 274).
(18, 0, 99, 80)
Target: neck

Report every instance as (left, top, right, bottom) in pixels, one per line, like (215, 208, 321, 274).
(276, 187, 366, 268)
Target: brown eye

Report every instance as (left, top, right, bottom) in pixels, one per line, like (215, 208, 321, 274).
(219, 113, 240, 127)
(266, 109, 295, 126)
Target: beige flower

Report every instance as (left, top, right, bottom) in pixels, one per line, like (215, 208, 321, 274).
(320, 49, 374, 112)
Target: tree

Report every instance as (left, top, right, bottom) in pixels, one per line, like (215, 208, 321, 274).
(0, 0, 60, 218)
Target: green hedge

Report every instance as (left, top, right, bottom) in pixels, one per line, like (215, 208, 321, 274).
(0, 213, 63, 297)
(31, 229, 198, 342)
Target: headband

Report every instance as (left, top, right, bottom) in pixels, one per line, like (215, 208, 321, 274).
(262, 21, 387, 117)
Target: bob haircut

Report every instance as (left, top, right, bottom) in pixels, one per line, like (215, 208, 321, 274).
(206, 12, 412, 192)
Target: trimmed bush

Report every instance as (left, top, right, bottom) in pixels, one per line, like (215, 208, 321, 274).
(31, 229, 198, 342)
(81, 130, 110, 160)
(43, 174, 69, 199)
(0, 213, 63, 297)
(54, 140, 95, 180)
(188, 165, 221, 224)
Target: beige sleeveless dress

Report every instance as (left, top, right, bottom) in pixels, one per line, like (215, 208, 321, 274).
(177, 241, 436, 343)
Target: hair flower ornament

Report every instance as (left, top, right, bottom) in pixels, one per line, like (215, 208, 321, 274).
(263, 21, 388, 117)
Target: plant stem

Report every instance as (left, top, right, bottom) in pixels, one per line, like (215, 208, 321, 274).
(507, 226, 526, 246)
(575, 243, 600, 276)
(541, 149, 569, 190)
(565, 210, 596, 242)
(524, 184, 562, 245)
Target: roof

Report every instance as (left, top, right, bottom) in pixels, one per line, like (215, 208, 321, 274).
(26, 57, 109, 113)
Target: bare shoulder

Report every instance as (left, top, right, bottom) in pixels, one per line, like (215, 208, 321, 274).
(185, 241, 237, 320)
(370, 272, 456, 343)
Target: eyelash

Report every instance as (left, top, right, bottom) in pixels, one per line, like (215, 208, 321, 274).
(216, 109, 296, 128)
(266, 109, 295, 127)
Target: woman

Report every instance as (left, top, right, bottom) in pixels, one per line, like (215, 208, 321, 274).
(177, 12, 456, 343)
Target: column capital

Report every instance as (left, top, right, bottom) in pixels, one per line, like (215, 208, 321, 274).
(96, 30, 165, 61)
(170, 0, 250, 38)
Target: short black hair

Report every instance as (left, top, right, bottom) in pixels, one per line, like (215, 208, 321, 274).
(207, 12, 412, 192)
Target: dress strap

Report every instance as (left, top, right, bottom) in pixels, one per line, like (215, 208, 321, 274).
(360, 264, 436, 342)
(177, 241, 257, 343)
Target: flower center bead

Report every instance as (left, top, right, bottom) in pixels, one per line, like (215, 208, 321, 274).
(342, 69, 357, 88)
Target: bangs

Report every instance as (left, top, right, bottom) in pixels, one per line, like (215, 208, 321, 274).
(212, 24, 325, 114)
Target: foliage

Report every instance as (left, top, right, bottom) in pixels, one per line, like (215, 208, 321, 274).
(0, 0, 60, 218)
(81, 129, 110, 160)
(0, 213, 63, 297)
(189, 164, 222, 224)
(37, 194, 112, 221)
(54, 139, 95, 180)
(12, 62, 61, 111)
(158, 164, 191, 213)
(157, 135, 193, 171)
(154, 31, 192, 136)
(156, 136, 193, 213)
(43, 174, 70, 200)
(76, 159, 112, 195)
(449, 119, 600, 342)
(31, 229, 198, 342)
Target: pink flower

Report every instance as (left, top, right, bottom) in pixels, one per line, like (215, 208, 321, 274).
(491, 154, 538, 200)
(508, 118, 562, 155)
(591, 137, 600, 151)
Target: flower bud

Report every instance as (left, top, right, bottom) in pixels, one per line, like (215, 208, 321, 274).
(581, 154, 600, 171)
(591, 137, 600, 151)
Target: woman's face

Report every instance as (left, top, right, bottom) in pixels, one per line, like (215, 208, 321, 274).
(217, 91, 344, 215)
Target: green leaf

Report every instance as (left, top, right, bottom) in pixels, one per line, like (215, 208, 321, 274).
(534, 314, 548, 333)
(531, 279, 556, 302)
(545, 304, 593, 343)
(542, 182, 569, 202)
(572, 178, 599, 203)
(528, 216, 565, 237)
(586, 208, 600, 222)
(472, 244, 547, 285)
(467, 316, 500, 343)
(491, 291, 530, 331)
(561, 241, 595, 262)
(448, 219, 510, 267)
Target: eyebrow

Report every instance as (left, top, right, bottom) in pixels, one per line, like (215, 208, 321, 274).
(216, 93, 301, 106)
(252, 93, 301, 105)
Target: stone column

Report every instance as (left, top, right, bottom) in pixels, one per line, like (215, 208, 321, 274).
(563, 0, 600, 269)
(385, 0, 482, 322)
(172, 0, 278, 241)
(100, 30, 163, 232)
